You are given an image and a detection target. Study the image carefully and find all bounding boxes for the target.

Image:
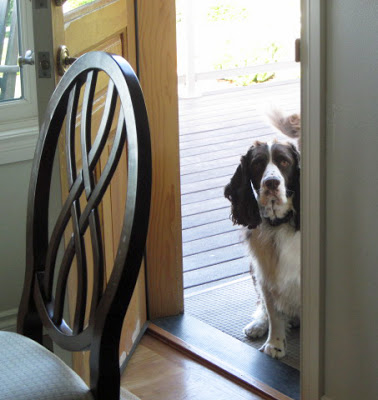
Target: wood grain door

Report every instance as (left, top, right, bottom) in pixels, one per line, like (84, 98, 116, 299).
(47, 0, 183, 382)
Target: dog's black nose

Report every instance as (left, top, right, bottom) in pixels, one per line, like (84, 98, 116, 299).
(263, 177, 280, 190)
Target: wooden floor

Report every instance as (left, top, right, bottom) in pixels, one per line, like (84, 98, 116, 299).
(122, 333, 266, 400)
(179, 79, 300, 292)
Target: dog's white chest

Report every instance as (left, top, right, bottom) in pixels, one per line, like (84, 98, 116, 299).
(273, 227, 301, 314)
(275, 228, 300, 283)
(249, 224, 301, 316)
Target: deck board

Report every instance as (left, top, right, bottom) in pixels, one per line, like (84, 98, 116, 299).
(182, 207, 229, 229)
(182, 231, 243, 258)
(179, 79, 300, 290)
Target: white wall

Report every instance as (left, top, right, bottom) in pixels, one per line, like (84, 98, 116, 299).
(324, 1, 378, 399)
(0, 160, 32, 328)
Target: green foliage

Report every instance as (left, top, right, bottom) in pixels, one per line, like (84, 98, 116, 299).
(215, 42, 280, 86)
(214, 42, 280, 71)
(5, 0, 14, 35)
(223, 72, 275, 86)
(175, 0, 300, 86)
(207, 4, 248, 22)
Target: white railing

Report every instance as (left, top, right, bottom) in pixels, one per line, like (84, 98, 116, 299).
(179, 59, 299, 98)
(178, 60, 298, 84)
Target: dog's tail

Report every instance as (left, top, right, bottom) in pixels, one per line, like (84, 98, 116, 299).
(267, 108, 301, 140)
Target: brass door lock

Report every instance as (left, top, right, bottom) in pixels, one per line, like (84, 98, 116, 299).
(57, 45, 77, 76)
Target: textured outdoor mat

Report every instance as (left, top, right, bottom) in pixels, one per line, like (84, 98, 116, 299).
(185, 277, 300, 370)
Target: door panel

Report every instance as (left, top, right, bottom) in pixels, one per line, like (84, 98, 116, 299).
(36, 0, 182, 383)
(63, 1, 129, 61)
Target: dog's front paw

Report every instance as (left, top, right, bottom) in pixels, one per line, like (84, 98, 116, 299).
(259, 337, 286, 359)
(243, 318, 268, 339)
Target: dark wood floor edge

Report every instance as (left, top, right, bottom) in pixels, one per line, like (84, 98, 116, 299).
(147, 323, 294, 400)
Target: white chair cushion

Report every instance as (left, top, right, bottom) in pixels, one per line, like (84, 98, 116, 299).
(0, 331, 93, 400)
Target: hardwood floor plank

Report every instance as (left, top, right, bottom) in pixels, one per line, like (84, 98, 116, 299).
(150, 315, 299, 400)
(121, 334, 266, 400)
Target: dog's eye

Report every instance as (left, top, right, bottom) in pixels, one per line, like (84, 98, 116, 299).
(252, 160, 264, 170)
(280, 159, 290, 168)
(252, 157, 265, 166)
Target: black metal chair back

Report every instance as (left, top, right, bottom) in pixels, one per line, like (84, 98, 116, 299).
(17, 51, 151, 399)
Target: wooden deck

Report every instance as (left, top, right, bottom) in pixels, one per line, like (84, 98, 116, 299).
(179, 79, 300, 293)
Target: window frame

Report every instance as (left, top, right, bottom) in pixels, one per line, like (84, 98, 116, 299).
(0, 0, 38, 165)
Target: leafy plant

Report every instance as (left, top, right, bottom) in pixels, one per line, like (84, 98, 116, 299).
(222, 72, 275, 86)
(215, 42, 280, 69)
(207, 3, 248, 22)
(5, 0, 14, 36)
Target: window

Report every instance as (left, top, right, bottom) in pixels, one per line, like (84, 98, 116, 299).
(0, 0, 38, 165)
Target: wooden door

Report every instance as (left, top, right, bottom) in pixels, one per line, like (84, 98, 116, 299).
(47, 0, 183, 382)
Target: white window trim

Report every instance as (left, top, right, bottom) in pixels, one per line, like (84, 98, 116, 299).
(0, 0, 39, 165)
(0, 118, 38, 164)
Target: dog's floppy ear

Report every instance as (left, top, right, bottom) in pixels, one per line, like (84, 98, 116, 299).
(224, 153, 261, 229)
(289, 143, 300, 230)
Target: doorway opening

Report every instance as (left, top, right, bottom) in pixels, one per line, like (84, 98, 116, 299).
(177, 0, 301, 382)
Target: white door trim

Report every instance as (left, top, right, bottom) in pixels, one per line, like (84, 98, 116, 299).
(300, 0, 326, 399)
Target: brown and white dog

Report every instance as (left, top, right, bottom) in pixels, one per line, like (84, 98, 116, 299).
(224, 110, 301, 359)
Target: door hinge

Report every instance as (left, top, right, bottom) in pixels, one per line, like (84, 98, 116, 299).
(295, 38, 301, 63)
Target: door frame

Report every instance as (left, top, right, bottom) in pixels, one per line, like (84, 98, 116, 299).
(300, 0, 326, 399)
(136, 0, 184, 319)
(139, 0, 327, 399)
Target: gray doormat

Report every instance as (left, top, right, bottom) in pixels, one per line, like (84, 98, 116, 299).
(184, 277, 300, 370)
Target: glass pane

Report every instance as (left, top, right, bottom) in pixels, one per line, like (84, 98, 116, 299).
(0, 0, 21, 102)
(63, 0, 97, 13)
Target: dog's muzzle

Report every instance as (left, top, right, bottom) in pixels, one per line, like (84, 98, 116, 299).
(262, 176, 281, 192)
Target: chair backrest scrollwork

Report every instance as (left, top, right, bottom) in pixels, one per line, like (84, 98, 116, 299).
(17, 52, 152, 399)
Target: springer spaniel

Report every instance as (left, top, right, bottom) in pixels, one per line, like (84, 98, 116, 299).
(224, 111, 300, 359)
